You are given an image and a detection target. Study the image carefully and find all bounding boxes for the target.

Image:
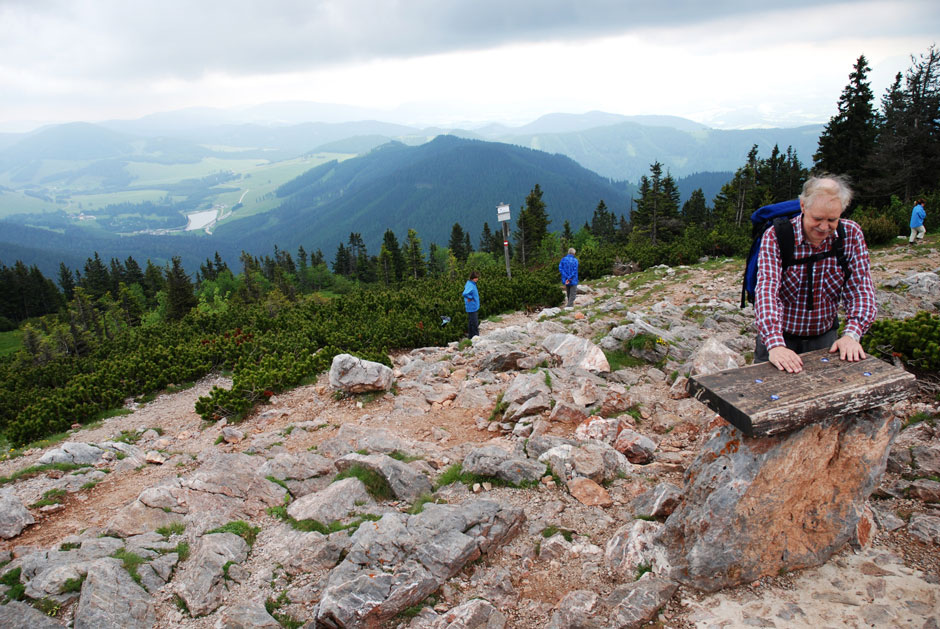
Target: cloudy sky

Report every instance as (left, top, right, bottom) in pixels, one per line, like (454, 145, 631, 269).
(1, 0, 938, 132)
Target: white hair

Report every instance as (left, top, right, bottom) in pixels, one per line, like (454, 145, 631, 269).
(800, 173, 854, 211)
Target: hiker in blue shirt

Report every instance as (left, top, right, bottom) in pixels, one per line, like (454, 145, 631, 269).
(462, 271, 480, 338)
(559, 248, 579, 307)
(910, 199, 927, 244)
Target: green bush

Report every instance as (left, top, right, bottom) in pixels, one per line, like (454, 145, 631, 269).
(863, 312, 940, 372)
(854, 208, 900, 245)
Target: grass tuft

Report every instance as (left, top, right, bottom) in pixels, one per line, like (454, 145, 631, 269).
(205, 520, 260, 547)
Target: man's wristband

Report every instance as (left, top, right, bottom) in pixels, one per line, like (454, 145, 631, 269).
(844, 330, 861, 342)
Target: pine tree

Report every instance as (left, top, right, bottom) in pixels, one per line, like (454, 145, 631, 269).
(124, 256, 145, 287)
(449, 223, 468, 262)
(332, 243, 351, 276)
(681, 189, 710, 227)
(165, 257, 197, 321)
(561, 220, 574, 249)
(142, 260, 166, 306)
(382, 230, 406, 282)
(81, 252, 111, 300)
(404, 229, 426, 280)
(631, 162, 681, 245)
(58, 263, 76, 301)
(590, 200, 616, 243)
(868, 45, 940, 202)
(513, 184, 550, 266)
(378, 244, 394, 286)
(814, 55, 878, 187)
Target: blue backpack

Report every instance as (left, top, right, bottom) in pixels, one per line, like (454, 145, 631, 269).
(740, 199, 851, 309)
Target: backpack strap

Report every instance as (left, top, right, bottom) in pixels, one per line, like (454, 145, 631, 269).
(776, 219, 852, 311)
(772, 217, 796, 267)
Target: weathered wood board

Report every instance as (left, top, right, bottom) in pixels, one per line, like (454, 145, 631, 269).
(687, 348, 917, 437)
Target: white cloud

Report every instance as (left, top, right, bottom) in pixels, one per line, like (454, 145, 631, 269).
(0, 0, 937, 129)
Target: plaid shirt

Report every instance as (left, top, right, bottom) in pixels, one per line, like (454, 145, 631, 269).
(755, 214, 877, 349)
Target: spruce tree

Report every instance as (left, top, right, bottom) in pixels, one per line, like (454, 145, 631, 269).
(513, 184, 550, 266)
(382, 229, 406, 282)
(404, 229, 426, 280)
(165, 257, 197, 321)
(449, 223, 468, 262)
(814, 55, 878, 187)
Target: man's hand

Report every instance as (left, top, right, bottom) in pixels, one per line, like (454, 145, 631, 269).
(768, 346, 803, 373)
(830, 335, 866, 362)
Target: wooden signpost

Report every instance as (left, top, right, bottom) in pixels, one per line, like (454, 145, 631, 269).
(687, 348, 917, 437)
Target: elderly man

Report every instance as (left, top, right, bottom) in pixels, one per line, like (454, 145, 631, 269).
(754, 174, 877, 373)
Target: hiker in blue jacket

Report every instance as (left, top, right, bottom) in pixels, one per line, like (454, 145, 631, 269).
(910, 199, 927, 243)
(559, 248, 579, 307)
(462, 271, 480, 338)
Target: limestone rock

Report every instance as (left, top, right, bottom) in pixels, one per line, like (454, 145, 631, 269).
(216, 599, 282, 628)
(334, 452, 433, 503)
(631, 483, 682, 519)
(909, 514, 940, 544)
(907, 478, 940, 503)
(479, 344, 528, 371)
(613, 429, 657, 464)
(462, 445, 545, 486)
(549, 402, 588, 424)
(901, 271, 940, 296)
(287, 477, 374, 523)
(266, 525, 351, 576)
(74, 558, 155, 629)
(605, 519, 665, 581)
(0, 489, 34, 539)
(316, 500, 523, 627)
(574, 416, 622, 444)
(567, 477, 612, 507)
(329, 353, 393, 393)
(428, 598, 506, 628)
(541, 334, 610, 373)
(175, 532, 249, 617)
(501, 373, 551, 421)
(547, 590, 600, 629)
(689, 338, 741, 376)
(658, 411, 898, 591)
(0, 600, 65, 628)
(37, 442, 104, 466)
(607, 574, 678, 629)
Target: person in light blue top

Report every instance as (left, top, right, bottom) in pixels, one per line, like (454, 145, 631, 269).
(910, 199, 927, 243)
(462, 270, 480, 338)
(558, 248, 579, 307)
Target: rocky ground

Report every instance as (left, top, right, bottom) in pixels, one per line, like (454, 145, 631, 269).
(1, 236, 938, 629)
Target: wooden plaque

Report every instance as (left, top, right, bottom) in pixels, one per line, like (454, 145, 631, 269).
(687, 348, 917, 437)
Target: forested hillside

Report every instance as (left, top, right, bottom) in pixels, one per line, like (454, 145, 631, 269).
(215, 135, 637, 256)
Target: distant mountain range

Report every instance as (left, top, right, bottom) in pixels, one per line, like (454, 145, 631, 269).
(0, 107, 826, 276)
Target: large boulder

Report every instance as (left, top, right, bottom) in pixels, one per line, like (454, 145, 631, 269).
(329, 354, 393, 393)
(37, 442, 104, 466)
(334, 452, 433, 503)
(462, 445, 546, 486)
(73, 558, 155, 629)
(0, 600, 65, 628)
(657, 410, 899, 591)
(541, 334, 610, 373)
(0, 489, 34, 539)
(174, 532, 249, 617)
(315, 500, 524, 627)
(287, 477, 374, 523)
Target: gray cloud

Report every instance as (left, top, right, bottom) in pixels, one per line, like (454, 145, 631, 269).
(2, 0, 884, 82)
